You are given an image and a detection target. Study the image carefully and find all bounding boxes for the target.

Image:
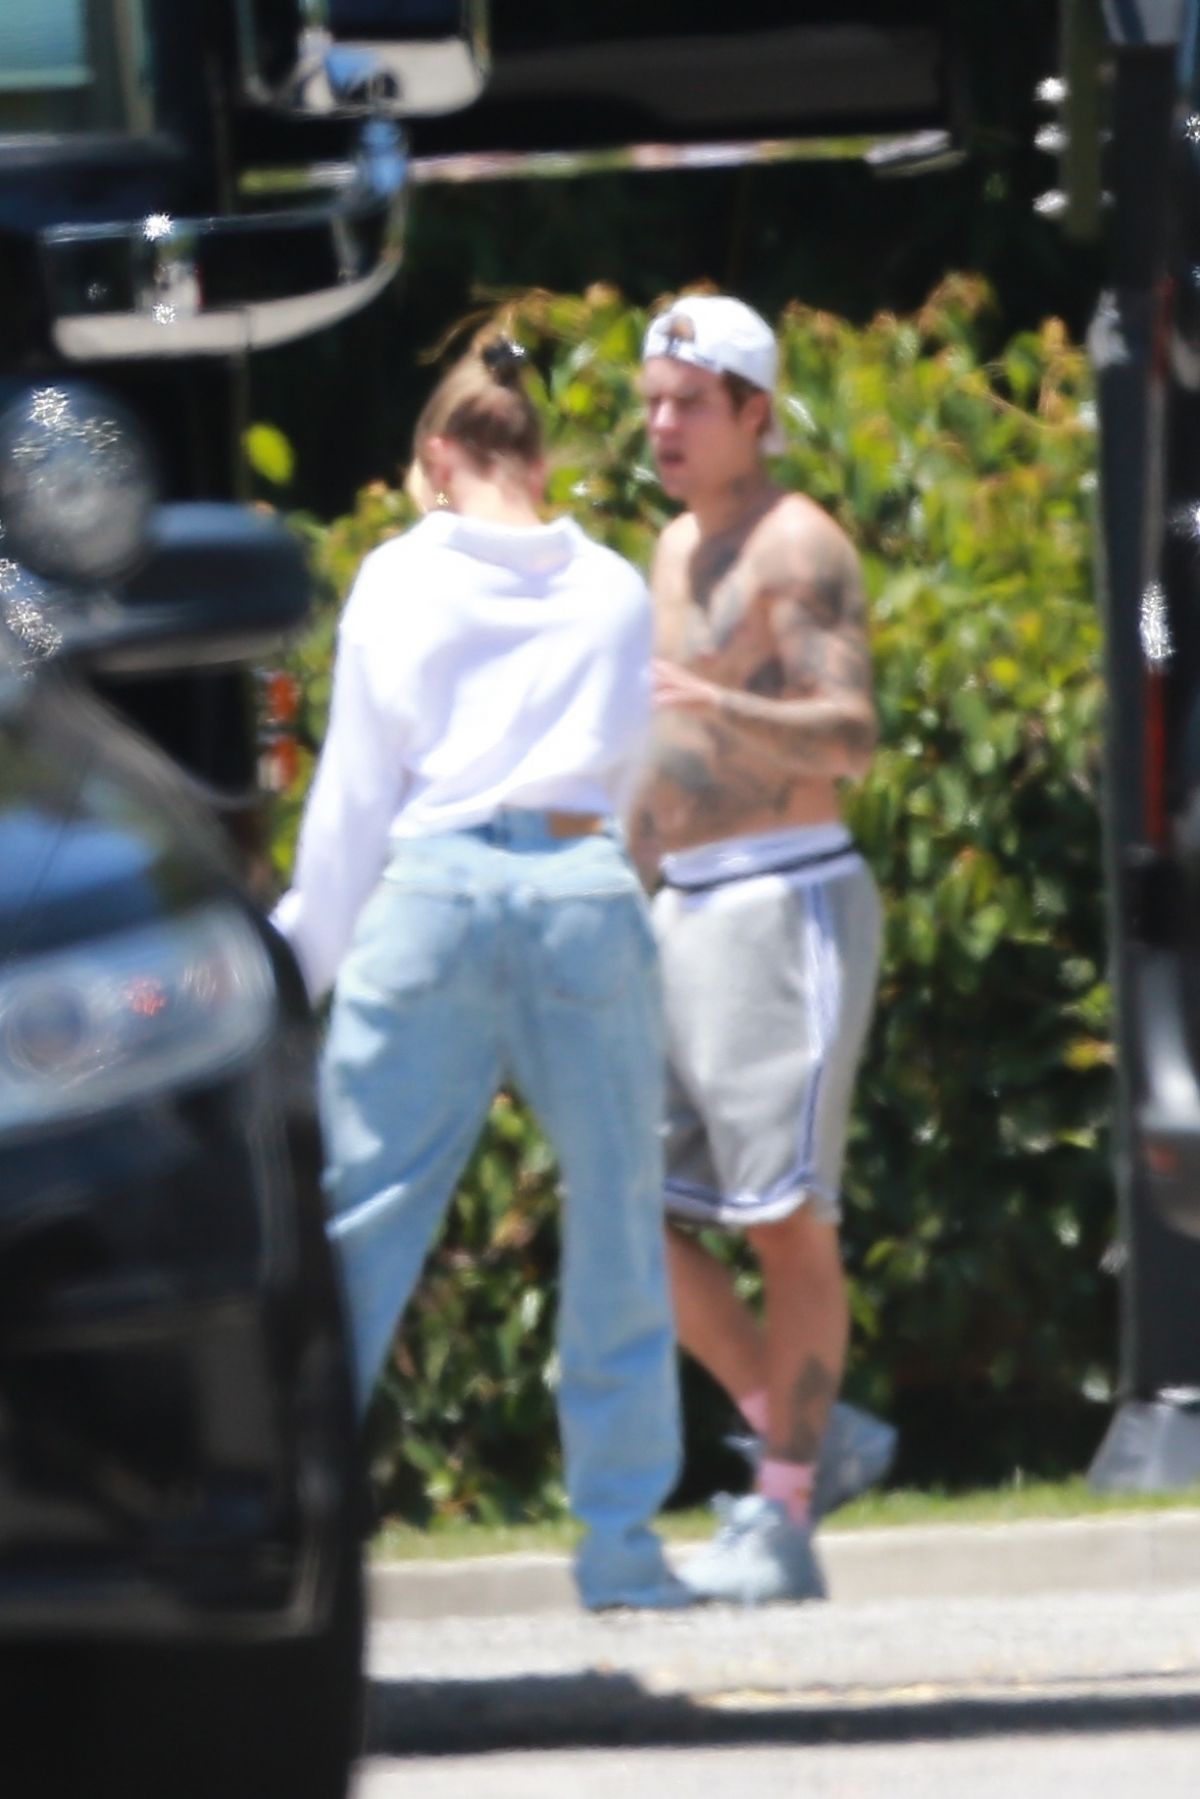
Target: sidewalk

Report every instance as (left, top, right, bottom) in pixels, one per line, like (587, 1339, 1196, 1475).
(370, 1507, 1200, 1621)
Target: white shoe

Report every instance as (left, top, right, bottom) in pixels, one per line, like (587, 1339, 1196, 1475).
(679, 1495, 827, 1605)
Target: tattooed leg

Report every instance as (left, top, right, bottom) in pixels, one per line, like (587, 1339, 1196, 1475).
(747, 1210, 848, 1464)
(666, 1207, 848, 1470)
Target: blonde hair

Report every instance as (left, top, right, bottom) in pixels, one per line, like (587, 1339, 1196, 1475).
(413, 335, 542, 472)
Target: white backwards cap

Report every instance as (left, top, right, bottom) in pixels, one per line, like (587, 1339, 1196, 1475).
(642, 294, 786, 454)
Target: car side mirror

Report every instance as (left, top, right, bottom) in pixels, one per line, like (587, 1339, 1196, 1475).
(2, 505, 312, 677)
(327, 0, 489, 115)
(240, 0, 490, 119)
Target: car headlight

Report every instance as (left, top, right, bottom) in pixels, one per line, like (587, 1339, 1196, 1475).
(0, 907, 276, 1136)
(0, 383, 157, 585)
(0, 557, 66, 668)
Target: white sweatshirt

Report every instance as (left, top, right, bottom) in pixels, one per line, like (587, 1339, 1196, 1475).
(271, 509, 652, 1001)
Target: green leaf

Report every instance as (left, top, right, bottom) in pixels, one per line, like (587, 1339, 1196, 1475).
(243, 422, 296, 487)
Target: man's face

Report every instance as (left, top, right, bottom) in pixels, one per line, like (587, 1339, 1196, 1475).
(641, 357, 766, 502)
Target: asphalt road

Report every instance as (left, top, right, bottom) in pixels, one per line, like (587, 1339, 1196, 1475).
(354, 1726, 1200, 1798)
(354, 1581, 1200, 1796)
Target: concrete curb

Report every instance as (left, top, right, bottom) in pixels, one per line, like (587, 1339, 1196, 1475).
(369, 1509, 1200, 1621)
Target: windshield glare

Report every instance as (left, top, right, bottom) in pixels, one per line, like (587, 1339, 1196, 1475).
(0, 618, 21, 696)
(0, 2, 153, 136)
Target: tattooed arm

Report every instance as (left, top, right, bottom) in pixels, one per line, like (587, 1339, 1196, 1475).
(657, 523, 876, 781)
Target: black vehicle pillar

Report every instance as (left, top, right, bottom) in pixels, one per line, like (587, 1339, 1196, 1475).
(1089, 2, 1200, 1487)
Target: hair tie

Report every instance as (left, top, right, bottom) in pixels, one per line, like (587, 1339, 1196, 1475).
(481, 338, 528, 386)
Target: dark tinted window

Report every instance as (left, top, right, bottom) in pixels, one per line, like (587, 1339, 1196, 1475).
(489, 1, 945, 49)
(409, 2, 955, 157)
(0, 1, 152, 135)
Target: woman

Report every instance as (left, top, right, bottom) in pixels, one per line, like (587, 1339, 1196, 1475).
(273, 339, 691, 1610)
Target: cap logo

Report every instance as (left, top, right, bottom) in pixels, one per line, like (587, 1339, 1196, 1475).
(660, 312, 696, 356)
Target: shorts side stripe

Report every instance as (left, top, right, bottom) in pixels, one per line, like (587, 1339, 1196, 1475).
(762, 877, 842, 1209)
(665, 1174, 724, 1203)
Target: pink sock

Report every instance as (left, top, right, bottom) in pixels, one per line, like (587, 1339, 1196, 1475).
(757, 1456, 815, 1526)
(739, 1389, 769, 1434)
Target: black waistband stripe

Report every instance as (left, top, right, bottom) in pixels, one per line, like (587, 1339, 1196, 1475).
(662, 843, 859, 894)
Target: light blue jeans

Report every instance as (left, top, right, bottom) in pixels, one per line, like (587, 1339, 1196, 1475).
(320, 812, 682, 1541)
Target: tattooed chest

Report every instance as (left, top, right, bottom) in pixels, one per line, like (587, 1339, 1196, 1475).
(659, 557, 751, 661)
(697, 567, 751, 652)
(680, 586, 781, 695)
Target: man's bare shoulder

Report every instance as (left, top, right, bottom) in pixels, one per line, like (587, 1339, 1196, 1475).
(746, 493, 867, 641)
(752, 491, 855, 567)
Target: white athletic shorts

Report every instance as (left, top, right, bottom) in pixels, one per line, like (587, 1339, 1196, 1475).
(652, 825, 882, 1230)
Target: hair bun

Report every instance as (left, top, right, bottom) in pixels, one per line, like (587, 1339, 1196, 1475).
(481, 337, 528, 386)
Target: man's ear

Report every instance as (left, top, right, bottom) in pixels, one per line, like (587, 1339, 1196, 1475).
(748, 389, 772, 442)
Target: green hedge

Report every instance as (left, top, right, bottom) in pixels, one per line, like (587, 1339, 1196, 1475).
(270, 277, 1113, 1520)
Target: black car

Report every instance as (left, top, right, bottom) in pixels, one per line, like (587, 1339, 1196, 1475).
(0, 549, 364, 1794)
(0, 3, 485, 1793)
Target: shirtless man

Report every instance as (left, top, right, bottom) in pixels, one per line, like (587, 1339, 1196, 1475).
(632, 295, 892, 1604)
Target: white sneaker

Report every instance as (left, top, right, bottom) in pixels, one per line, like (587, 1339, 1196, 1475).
(679, 1495, 827, 1605)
